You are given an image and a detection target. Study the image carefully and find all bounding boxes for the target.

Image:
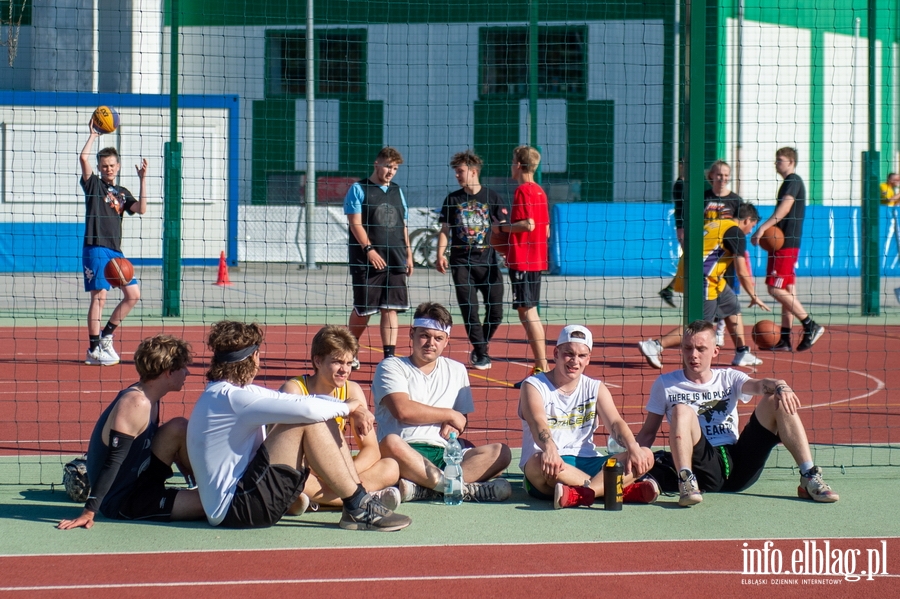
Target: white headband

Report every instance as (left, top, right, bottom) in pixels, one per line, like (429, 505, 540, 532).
(412, 318, 451, 335)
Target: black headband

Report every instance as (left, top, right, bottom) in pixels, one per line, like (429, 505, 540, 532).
(213, 344, 258, 364)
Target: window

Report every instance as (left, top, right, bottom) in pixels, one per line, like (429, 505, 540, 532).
(267, 29, 366, 98)
(480, 27, 586, 99)
(1, 0, 31, 26)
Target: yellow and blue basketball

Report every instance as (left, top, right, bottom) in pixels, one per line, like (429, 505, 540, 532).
(91, 106, 120, 135)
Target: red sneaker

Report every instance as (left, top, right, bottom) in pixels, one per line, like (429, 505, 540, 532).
(623, 477, 660, 504)
(553, 483, 595, 509)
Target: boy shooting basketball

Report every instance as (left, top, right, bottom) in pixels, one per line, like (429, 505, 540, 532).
(79, 124, 148, 366)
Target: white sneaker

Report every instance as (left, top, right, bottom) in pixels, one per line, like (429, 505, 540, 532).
(732, 350, 763, 367)
(678, 469, 703, 507)
(369, 486, 402, 511)
(715, 320, 726, 347)
(99, 336, 120, 364)
(85, 346, 118, 366)
(638, 339, 663, 369)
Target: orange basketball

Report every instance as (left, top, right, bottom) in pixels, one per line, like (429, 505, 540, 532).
(752, 320, 779, 350)
(104, 257, 134, 288)
(759, 226, 784, 253)
(490, 227, 509, 257)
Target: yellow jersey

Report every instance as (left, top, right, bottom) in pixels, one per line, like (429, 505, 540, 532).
(289, 375, 349, 431)
(881, 182, 899, 206)
(671, 219, 739, 300)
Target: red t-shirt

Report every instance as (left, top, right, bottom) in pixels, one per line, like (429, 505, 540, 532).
(507, 182, 549, 271)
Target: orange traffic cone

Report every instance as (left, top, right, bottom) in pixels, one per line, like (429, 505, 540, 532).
(215, 251, 232, 286)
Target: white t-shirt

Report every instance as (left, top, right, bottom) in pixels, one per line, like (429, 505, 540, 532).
(519, 372, 602, 468)
(645, 368, 752, 447)
(187, 380, 349, 526)
(372, 356, 474, 446)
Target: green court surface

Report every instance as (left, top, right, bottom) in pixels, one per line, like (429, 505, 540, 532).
(2, 448, 898, 557)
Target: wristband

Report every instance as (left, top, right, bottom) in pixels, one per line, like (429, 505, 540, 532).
(363, 244, 374, 253)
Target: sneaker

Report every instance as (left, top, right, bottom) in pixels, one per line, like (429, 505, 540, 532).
(678, 469, 702, 507)
(622, 477, 660, 504)
(470, 351, 492, 371)
(286, 493, 311, 516)
(658, 287, 676, 308)
(397, 478, 438, 502)
(513, 367, 544, 389)
(732, 350, 763, 367)
(339, 493, 412, 532)
(798, 466, 839, 503)
(553, 483, 595, 509)
(85, 346, 118, 366)
(715, 320, 726, 347)
(99, 335, 120, 363)
(463, 478, 512, 502)
(638, 339, 663, 369)
(796, 323, 825, 352)
(769, 340, 793, 352)
(350, 357, 360, 370)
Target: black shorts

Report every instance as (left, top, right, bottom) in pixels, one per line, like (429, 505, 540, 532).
(116, 453, 180, 521)
(350, 265, 409, 317)
(509, 269, 542, 309)
(648, 412, 781, 493)
(221, 445, 310, 529)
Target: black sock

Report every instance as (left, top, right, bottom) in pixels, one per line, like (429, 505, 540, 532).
(383, 345, 396, 358)
(342, 484, 367, 511)
(800, 316, 812, 330)
(89, 335, 100, 351)
(780, 327, 791, 342)
(102, 322, 118, 338)
(737, 345, 749, 353)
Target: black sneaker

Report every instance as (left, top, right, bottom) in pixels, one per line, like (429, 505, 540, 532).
(658, 287, 676, 308)
(339, 494, 412, 532)
(471, 352, 491, 370)
(796, 323, 825, 352)
(769, 340, 793, 352)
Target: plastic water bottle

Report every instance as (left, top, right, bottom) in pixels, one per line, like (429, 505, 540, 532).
(603, 457, 624, 511)
(607, 436, 626, 454)
(443, 432, 464, 506)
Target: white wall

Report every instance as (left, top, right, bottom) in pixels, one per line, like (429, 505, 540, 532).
(0, 105, 229, 260)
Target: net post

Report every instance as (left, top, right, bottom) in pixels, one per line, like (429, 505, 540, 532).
(682, 0, 707, 326)
(861, 150, 880, 316)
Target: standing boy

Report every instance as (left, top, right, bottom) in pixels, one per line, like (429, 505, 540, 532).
(435, 150, 505, 370)
(344, 147, 414, 368)
(496, 146, 550, 378)
(80, 126, 148, 365)
(750, 147, 824, 352)
(58, 335, 204, 529)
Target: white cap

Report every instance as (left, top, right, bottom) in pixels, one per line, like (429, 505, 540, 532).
(557, 325, 593, 350)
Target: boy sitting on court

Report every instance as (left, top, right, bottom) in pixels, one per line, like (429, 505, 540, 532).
(519, 325, 658, 509)
(187, 320, 411, 531)
(635, 320, 839, 507)
(372, 302, 512, 502)
(79, 125, 148, 366)
(280, 325, 401, 510)
(58, 335, 205, 529)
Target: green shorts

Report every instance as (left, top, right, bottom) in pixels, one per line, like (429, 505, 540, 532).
(409, 443, 446, 469)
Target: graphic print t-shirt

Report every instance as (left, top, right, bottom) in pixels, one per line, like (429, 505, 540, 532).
(645, 368, 752, 446)
(439, 187, 505, 266)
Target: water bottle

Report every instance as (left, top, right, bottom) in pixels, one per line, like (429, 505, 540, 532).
(443, 432, 464, 506)
(607, 435, 626, 454)
(603, 457, 623, 511)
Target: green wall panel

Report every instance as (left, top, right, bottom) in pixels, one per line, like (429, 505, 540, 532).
(251, 99, 296, 205)
(473, 99, 520, 179)
(567, 100, 614, 203)
(339, 100, 383, 175)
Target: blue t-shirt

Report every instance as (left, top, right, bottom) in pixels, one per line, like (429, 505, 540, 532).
(343, 182, 408, 218)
